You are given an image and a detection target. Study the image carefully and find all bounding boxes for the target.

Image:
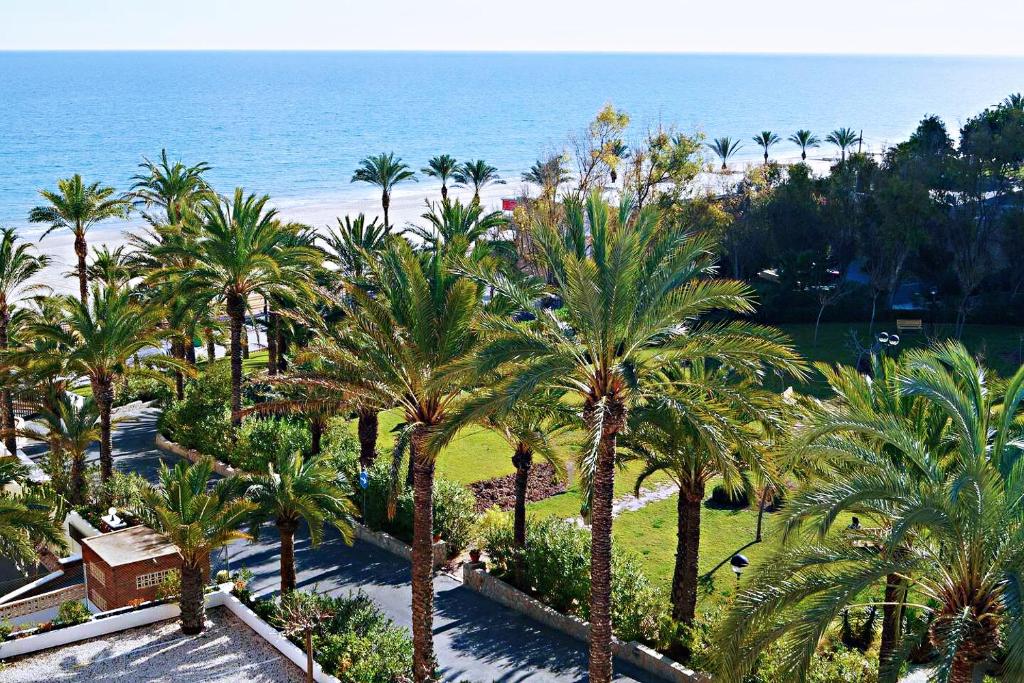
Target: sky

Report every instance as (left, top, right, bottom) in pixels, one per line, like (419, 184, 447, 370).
(2, 0, 1023, 56)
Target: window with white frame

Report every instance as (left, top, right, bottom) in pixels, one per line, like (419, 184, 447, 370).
(136, 568, 172, 590)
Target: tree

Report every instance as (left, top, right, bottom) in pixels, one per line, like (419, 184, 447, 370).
(752, 131, 781, 164)
(242, 450, 355, 594)
(321, 214, 389, 286)
(469, 192, 805, 681)
(826, 127, 862, 162)
(622, 127, 703, 209)
(788, 129, 820, 161)
(708, 137, 743, 171)
(312, 238, 481, 681)
(566, 103, 631, 200)
(407, 198, 508, 260)
(606, 140, 630, 185)
(0, 228, 49, 457)
(20, 393, 102, 506)
(351, 153, 417, 228)
(717, 343, 1024, 683)
(0, 460, 67, 570)
(421, 155, 458, 200)
(130, 149, 212, 226)
(137, 458, 254, 634)
(28, 175, 130, 304)
(278, 591, 335, 683)
(29, 285, 181, 483)
(85, 245, 135, 289)
(157, 189, 319, 431)
(620, 360, 783, 640)
(453, 159, 505, 205)
(521, 155, 572, 202)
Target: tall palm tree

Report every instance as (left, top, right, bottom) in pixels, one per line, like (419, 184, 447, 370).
(0, 228, 49, 457)
(18, 393, 102, 506)
(351, 153, 417, 229)
(468, 191, 805, 681)
(28, 175, 130, 303)
(826, 127, 862, 162)
(788, 129, 821, 161)
(28, 285, 181, 482)
(156, 189, 319, 431)
(137, 458, 254, 634)
(320, 214, 390, 286)
(752, 131, 781, 164)
(310, 238, 482, 682)
(453, 159, 505, 205)
(422, 154, 459, 200)
(620, 360, 783, 637)
(0, 460, 67, 570)
(707, 137, 743, 171)
(717, 343, 1024, 683)
(130, 149, 212, 225)
(242, 450, 355, 594)
(521, 156, 571, 201)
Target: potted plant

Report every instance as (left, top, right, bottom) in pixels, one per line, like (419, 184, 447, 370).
(469, 548, 482, 563)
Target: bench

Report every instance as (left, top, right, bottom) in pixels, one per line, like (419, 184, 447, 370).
(896, 319, 923, 333)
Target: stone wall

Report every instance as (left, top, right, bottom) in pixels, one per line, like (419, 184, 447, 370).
(0, 584, 86, 620)
(353, 522, 446, 570)
(154, 433, 238, 478)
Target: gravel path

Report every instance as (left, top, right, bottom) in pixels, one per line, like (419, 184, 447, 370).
(0, 608, 304, 682)
(612, 482, 678, 517)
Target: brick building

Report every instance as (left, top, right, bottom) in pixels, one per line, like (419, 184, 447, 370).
(81, 526, 194, 612)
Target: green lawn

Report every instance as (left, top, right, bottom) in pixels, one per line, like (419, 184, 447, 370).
(526, 461, 673, 519)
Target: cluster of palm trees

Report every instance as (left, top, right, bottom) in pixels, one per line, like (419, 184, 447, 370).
(3, 143, 1021, 683)
(707, 127, 864, 170)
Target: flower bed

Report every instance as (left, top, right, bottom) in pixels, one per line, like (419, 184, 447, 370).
(467, 462, 566, 512)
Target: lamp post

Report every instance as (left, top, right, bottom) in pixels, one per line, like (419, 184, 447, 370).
(730, 554, 749, 583)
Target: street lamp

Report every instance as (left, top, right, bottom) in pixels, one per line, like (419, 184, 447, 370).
(730, 554, 749, 582)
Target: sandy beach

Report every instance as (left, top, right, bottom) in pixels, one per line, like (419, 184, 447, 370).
(23, 154, 836, 297)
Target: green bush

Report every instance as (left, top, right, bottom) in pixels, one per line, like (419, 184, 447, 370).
(360, 460, 477, 557)
(158, 366, 233, 460)
(709, 484, 750, 509)
(114, 375, 173, 408)
(481, 515, 665, 643)
(255, 590, 413, 682)
(55, 600, 91, 626)
(231, 416, 311, 471)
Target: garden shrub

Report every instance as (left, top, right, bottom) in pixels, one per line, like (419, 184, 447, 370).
(255, 590, 413, 682)
(114, 375, 173, 408)
(158, 365, 233, 460)
(155, 569, 181, 602)
(231, 416, 311, 471)
(55, 600, 91, 626)
(481, 515, 665, 643)
(709, 484, 751, 509)
(360, 460, 478, 557)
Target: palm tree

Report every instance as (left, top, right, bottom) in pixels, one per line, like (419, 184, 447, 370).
(717, 343, 1024, 683)
(310, 238, 482, 681)
(707, 137, 743, 171)
(788, 129, 821, 161)
(28, 175, 130, 303)
(826, 127, 862, 162)
(752, 131, 781, 164)
(0, 460, 67, 570)
(606, 140, 629, 185)
(469, 191, 805, 681)
(521, 156, 571, 201)
(137, 458, 254, 634)
(28, 285, 181, 483)
(421, 154, 459, 200)
(620, 360, 783, 638)
(407, 198, 508, 258)
(130, 149, 211, 225)
(320, 214, 390, 286)
(19, 393, 101, 506)
(453, 159, 505, 205)
(242, 450, 355, 594)
(0, 228, 49, 457)
(351, 153, 417, 229)
(156, 189, 319, 431)
(85, 245, 135, 289)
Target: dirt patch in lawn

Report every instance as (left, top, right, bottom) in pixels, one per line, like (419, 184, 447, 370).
(468, 463, 566, 512)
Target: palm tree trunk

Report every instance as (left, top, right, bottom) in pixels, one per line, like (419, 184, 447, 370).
(93, 377, 115, 484)
(172, 338, 185, 401)
(0, 304, 17, 458)
(409, 428, 435, 683)
(880, 573, 906, 673)
(205, 329, 216, 363)
(277, 328, 288, 372)
(588, 405, 622, 683)
(950, 657, 975, 683)
(441, 183, 448, 200)
(310, 416, 324, 456)
(511, 443, 532, 586)
(184, 334, 196, 365)
(69, 452, 86, 506)
(357, 408, 379, 469)
(671, 482, 704, 628)
(74, 231, 88, 305)
(754, 487, 770, 543)
(179, 559, 206, 635)
(227, 293, 245, 433)
(267, 310, 278, 375)
(305, 630, 314, 683)
(382, 191, 390, 230)
(278, 517, 299, 594)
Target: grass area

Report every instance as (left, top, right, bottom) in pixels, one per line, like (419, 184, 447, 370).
(526, 461, 673, 519)
(777, 322, 1024, 397)
(613, 491, 854, 611)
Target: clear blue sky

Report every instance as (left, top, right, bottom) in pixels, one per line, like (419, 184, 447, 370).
(2, 0, 1022, 55)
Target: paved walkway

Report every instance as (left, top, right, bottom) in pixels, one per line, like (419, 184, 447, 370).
(35, 408, 659, 682)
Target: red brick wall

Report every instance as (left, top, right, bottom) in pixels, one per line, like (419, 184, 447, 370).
(83, 545, 208, 611)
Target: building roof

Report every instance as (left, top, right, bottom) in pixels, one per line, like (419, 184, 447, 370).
(80, 527, 179, 568)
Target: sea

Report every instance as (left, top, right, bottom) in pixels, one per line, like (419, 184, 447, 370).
(1, 51, 1023, 229)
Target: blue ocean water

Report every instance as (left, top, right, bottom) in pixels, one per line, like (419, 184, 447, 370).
(1, 51, 1022, 227)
